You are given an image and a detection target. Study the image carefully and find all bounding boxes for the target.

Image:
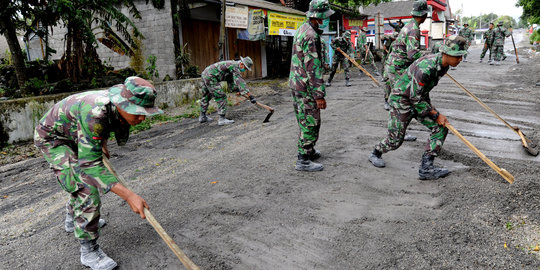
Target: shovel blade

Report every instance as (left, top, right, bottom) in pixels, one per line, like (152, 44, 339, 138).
(523, 145, 539, 156)
(263, 110, 274, 123)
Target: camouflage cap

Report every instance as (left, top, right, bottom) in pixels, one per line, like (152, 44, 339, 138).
(411, 0, 431, 17)
(497, 21, 503, 26)
(240, 56, 253, 71)
(361, 27, 368, 32)
(343, 30, 351, 38)
(440, 35, 468, 57)
(306, 0, 334, 19)
(109, 76, 163, 116)
(463, 22, 469, 26)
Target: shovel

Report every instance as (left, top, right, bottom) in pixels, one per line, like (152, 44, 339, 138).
(446, 123, 515, 184)
(336, 47, 381, 87)
(103, 157, 201, 270)
(510, 32, 519, 64)
(245, 96, 274, 123)
(446, 73, 538, 156)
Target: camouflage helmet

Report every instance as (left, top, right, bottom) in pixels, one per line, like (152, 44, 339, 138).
(109, 76, 163, 116)
(306, 0, 334, 19)
(497, 21, 503, 26)
(240, 56, 253, 71)
(343, 30, 351, 38)
(411, 0, 431, 17)
(463, 22, 469, 26)
(440, 35, 468, 57)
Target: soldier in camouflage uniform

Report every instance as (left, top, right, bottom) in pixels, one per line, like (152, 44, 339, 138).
(327, 30, 354, 87)
(490, 21, 512, 66)
(389, 19, 405, 33)
(458, 23, 473, 62)
(34, 76, 162, 270)
(199, 56, 256, 125)
(480, 22, 494, 63)
(381, 0, 430, 142)
(321, 37, 330, 73)
(289, 0, 333, 172)
(369, 36, 468, 180)
(356, 27, 381, 76)
(381, 32, 398, 64)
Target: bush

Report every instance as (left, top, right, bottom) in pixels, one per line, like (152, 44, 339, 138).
(530, 29, 540, 44)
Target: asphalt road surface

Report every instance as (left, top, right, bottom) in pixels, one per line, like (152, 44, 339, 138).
(1, 30, 539, 269)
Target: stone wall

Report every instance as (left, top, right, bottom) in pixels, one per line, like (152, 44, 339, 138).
(29, 0, 177, 81)
(0, 78, 201, 144)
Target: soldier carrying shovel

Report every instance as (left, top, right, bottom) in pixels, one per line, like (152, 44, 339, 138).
(369, 36, 468, 180)
(34, 77, 162, 270)
(198, 56, 256, 125)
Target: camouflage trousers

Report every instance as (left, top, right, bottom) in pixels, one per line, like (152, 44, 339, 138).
(200, 78, 227, 116)
(34, 137, 102, 240)
(382, 65, 404, 103)
(358, 48, 379, 72)
(492, 45, 505, 61)
(480, 43, 492, 60)
(328, 55, 350, 82)
(375, 107, 448, 156)
(292, 91, 321, 155)
(463, 42, 470, 60)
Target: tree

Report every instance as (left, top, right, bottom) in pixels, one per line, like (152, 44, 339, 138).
(495, 15, 517, 28)
(516, 0, 540, 24)
(0, 1, 35, 95)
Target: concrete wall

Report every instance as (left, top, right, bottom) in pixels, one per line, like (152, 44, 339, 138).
(0, 78, 202, 144)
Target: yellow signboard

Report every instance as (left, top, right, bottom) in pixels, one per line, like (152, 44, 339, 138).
(348, 20, 365, 27)
(267, 11, 305, 36)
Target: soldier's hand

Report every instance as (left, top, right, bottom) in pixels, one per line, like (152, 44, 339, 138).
(249, 95, 257, 104)
(126, 193, 149, 219)
(316, 98, 327, 110)
(436, 113, 449, 126)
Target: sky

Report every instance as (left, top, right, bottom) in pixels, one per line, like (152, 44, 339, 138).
(448, 0, 523, 19)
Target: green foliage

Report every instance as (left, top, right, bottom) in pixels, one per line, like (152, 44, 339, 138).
(517, 0, 540, 24)
(330, 0, 391, 7)
(495, 16, 517, 29)
(505, 221, 513, 230)
(145, 55, 159, 81)
(530, 29, 540, 44)
(176, 44, 200, 79)
(462, 13, 498, 30)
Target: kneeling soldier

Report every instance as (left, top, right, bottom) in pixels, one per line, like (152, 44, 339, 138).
(369, 36, 467, 180)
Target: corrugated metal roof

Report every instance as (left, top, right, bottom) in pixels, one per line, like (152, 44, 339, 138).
(228, 0, 305, 15)
(363, 1, 415, 18)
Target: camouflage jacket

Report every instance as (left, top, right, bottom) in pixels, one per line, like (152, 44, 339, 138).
(492, 26, 511, 46)
(331, 35, 354, 56)
(458, 27, 474, 42)
(482, 29, 494, 45)
(357, 32, 368, 48)
(389, 53, 449, 118)
(385, 19, 423, 72)
(389, 21, 404, 33)
(381, 34, 396, 51)
(202, 60, 250, 95)
(321, 38, 328, 65)
(35, 90, 130, 193)
(289, 20, 326, 100)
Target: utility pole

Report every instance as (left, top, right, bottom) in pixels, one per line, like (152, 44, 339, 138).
(218, 0, 226, 61)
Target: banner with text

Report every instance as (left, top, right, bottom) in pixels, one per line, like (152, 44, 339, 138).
(226, 5, 249, 29)
(267, 11, 305, 36)
(238, 9, 265, 41)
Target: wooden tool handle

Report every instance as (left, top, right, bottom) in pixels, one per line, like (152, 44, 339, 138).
(103, 157, 201, 270)
(336, 47, 380, 86)
(510, 33, 519, 64)
(445, 123, 514, 184)
(255, 101, 274, 112)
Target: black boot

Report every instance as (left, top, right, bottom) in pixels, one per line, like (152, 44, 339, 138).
(368, 149, 385, 168)
(308, 149, 321, 161)
(418, 153, 450, 180)
(295, 154, 323, 171)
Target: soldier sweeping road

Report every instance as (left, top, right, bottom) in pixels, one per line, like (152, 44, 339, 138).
(34, 77, 162, 270)
(491, 21, 512, 66)
(480, 22, 494, 63)
(458, 23, 473, 62)
(356, 27, 381, 77)
(199, 57, 256, 125)
(290, 0, 334, 172)
(369, 36, 468, 180)
(327, 30, 354, 87)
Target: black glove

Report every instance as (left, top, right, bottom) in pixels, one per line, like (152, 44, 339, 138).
(249, 95, 256, 104)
